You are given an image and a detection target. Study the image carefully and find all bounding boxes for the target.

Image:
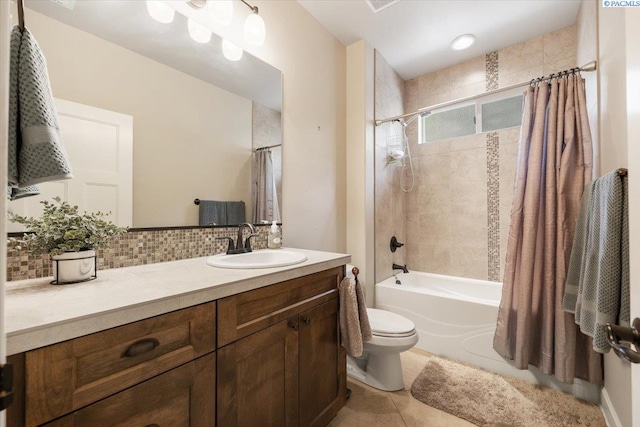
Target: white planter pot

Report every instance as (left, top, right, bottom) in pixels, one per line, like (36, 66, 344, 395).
(51, 250, 97, 285)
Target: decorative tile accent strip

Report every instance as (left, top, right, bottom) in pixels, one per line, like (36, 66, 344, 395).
(486, 132, 500, 282)
(485, 50, 501, 282)
(486, 51, 499, 91)
(7, 226, 272, 282)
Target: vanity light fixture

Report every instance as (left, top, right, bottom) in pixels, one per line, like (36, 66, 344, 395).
(451, 34, 476, 51)
(222, 38, 243, 61)
(241, 0, 266, 46)
(188, 18, 212, 43)
(209, 0, 234, 26)
(146, 0, 175, 23)
(151, 0, 266, 60)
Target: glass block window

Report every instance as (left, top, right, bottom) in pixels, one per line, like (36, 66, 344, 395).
(481, 95, 523, 132)
(421, 104, 476, 143)
(419, 87, 524, 144)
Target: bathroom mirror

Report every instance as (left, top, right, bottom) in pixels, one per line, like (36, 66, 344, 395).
(8, 0, 282, 231)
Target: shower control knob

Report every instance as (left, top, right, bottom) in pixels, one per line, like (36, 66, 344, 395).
(390, 236, 404, 253)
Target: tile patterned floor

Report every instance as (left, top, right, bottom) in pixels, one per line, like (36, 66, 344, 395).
(329, 350, 475, 427)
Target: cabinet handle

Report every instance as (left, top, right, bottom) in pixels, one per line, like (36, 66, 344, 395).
(145, 425, 159, 427)
(302, 317, 311, 325)
(121, 338, 160, 358)
(288, 321, 299, 331)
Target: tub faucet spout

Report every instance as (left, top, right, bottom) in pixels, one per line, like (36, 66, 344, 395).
(392, 263, 409, 274)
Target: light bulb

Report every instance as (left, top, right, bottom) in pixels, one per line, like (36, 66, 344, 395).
(209, 0, 234, 26)
(146, 0, 175, 24)
(222, 39, 243, 61)
(244, 12, 265, 46)
(451, 34, 476, 51)
(188, 18, 212, 43)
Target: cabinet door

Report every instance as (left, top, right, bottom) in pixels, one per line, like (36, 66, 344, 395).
(217, 317, 299, 427)
(299, 298, 346, 427)
(44, 352, 216, 427)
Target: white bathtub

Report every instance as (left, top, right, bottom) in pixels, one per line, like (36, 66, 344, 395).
(376, 271, 600, 402)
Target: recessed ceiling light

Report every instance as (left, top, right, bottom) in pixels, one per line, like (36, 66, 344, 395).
(451, 34, 476, 51)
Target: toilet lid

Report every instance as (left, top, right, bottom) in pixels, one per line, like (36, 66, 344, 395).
(366, 308, 416, 337)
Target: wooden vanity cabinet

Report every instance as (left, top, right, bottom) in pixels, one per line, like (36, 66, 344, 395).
(42, 352, 216, 427)
(9, 301, 217, 427)
(7, 266, 346, 427)
(299, 298, 344, 427)
(217, 267, 347, 427)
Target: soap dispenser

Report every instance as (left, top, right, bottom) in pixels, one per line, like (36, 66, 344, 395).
(268, 221, 282, 249)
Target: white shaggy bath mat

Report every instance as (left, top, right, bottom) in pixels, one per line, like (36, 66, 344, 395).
(410, 356, 605, 427)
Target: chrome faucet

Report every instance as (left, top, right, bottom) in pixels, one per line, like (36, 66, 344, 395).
(392, 263, 409, 274)
(216, 223, 260, 255)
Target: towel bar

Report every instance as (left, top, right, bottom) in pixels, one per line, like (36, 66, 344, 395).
(606, 318, 640, 363)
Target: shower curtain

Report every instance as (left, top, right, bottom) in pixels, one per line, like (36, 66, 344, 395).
(252, 148, 280, 224)
(493, 74, 602, 384)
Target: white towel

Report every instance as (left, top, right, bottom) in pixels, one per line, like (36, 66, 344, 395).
(563, 171, 630, 353)
(339, 277, 372, 357)
(8, 26, 72, 200)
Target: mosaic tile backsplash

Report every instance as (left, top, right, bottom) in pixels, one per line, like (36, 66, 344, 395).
(7, 225, 273, 282)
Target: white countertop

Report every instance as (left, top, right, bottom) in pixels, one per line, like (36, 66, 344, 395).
(6, 248, 350, 355)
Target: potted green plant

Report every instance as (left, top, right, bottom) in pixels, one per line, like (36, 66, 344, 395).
(9, 197, 128, 284)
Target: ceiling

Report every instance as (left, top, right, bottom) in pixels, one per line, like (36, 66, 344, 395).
(297, 0, 582, 80)
(25, 0, 282, 111)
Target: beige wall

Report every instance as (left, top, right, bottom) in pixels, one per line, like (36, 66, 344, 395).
(625, 9, 640, 426)
(346, 40, 375, 303)
(247, 1, 347, 252)
(25, 10, 253, 228)
(398, 25, 578, 281)
(577, 0, 599, 177)
(374, 52, 407, 283)
(598, 3, 632, 427)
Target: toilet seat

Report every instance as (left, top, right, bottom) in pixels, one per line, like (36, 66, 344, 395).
(367, 308, 416, 338)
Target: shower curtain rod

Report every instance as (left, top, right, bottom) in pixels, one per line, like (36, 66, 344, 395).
(375, 60, 597, 126)
(253, 144, 282, 152)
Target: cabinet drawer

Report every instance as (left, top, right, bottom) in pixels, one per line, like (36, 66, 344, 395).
(218, 267, 343, 347)
(44, 352, 216, 427)
(26, 301, 216, 426)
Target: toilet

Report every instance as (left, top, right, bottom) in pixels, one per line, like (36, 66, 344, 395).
(346, 307, 419, 391)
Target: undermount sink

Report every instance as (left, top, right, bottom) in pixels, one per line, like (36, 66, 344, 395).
(206, 249, 307, 269)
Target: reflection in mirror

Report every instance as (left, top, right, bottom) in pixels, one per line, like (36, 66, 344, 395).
(8, 0, 282, 231)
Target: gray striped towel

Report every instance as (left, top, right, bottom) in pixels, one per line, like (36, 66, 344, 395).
(563, 171, 630, 353)
(8, 26, 72, 200)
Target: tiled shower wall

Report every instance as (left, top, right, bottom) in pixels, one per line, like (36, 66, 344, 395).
(7, 226, 271, 282)
(376, 25, 579, 282)
(374, 51, 407, 282)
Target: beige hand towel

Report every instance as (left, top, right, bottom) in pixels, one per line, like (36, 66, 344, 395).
(339, 277, 372, 357)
